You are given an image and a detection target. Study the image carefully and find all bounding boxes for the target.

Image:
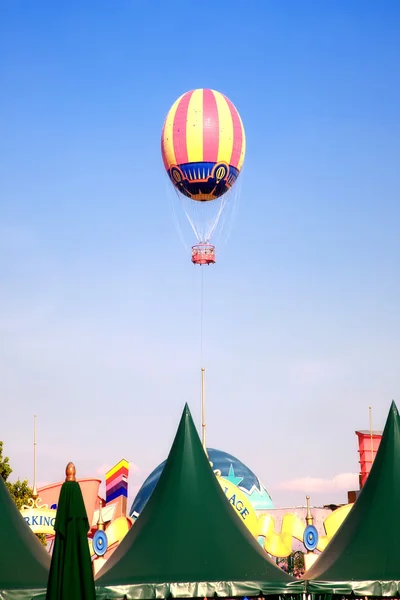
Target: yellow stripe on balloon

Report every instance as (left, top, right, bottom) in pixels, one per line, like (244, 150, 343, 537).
(237, 114, 246, 171)
(162, 94, 183, 168)
(186, 89, 203, 163)
(213, 90, 234, 165)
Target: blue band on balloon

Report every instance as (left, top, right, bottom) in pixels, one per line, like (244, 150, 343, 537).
(168, 162, 239, 201)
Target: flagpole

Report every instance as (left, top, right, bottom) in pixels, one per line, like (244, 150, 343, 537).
(33, 414, 37, 500)
(201, 367, 206, 451)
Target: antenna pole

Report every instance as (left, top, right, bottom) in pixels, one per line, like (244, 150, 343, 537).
(33, 414, 37, 500)
(201, 367, 206, 450)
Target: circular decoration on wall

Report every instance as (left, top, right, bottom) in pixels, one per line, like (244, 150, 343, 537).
(303, 524, 318, 551)
(93, 529, 108, 557)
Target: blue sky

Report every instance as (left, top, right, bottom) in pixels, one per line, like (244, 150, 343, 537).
(1, 0, 399, 508)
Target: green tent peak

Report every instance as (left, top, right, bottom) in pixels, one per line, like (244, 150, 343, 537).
(180, 402, 192, 424)
(96, 404, 302, 598)
(306, 401, 400, 596)
(0, 476, 50, 595)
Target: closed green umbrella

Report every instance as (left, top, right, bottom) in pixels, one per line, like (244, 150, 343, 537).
(46, 463, 95, 600)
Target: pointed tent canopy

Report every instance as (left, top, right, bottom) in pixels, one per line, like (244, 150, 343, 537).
(306, 401, 400, 597)
(0, 476, 50, 599)
(96, 404, 303, 599)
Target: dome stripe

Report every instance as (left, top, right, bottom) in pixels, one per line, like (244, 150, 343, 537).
(186, 89, 203, 163)
(161, 94, 183, 169)
(237, 114, 246, 171)
(173, 91, 193, 165)
(202, 89, 219, 163)
(213, 91, 234, 165)
(225, 95, 243, 169)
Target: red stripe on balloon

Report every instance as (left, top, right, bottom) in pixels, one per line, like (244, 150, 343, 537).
(202, 89, 219, 163)
(173, 91, 193, 165)
(225, 96, 243, 168)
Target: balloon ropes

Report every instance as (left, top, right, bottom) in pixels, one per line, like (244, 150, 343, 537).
(161, 89, 246, 445)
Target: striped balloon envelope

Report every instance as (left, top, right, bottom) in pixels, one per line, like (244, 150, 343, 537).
(161, 89, 246, 202)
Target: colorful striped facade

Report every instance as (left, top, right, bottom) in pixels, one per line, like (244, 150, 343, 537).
(161, 89, 246, 202)
(106, 459, 129, 505)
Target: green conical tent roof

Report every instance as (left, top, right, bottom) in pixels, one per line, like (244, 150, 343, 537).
(96, 404, 303, 599)
(306, 401, 400, 597)
(0, 476, 50, 599)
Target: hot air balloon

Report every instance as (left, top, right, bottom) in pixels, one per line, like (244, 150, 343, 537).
(161, 89, 246, 265)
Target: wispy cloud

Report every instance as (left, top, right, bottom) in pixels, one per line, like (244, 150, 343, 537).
(275, 472, 358, 493)
(96, 463, 112, 477)
(96, 462, 141, 478)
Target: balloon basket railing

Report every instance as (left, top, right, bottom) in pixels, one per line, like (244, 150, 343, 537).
(191, 244, 216, 265)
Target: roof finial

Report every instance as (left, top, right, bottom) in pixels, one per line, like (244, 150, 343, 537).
(97, 498, 105, 531)
(306, 495, 313, 525)
(65, 462, 76, 481)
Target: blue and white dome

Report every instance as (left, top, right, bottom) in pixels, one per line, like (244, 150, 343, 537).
(130, 448, 273, 518)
